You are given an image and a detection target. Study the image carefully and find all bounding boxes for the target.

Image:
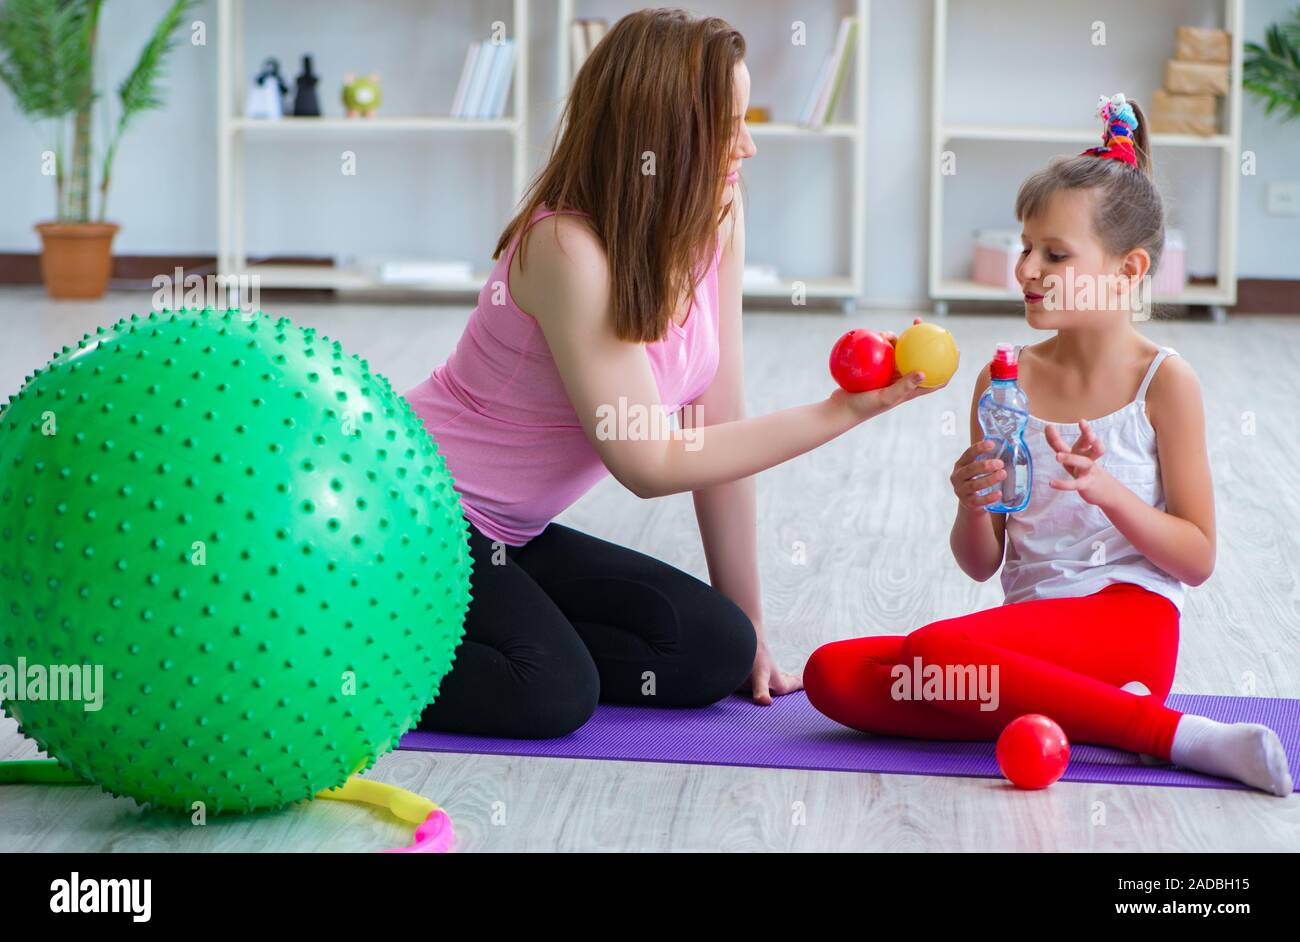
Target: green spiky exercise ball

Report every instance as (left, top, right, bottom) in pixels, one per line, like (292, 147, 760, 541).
(0, 308, 472, 814)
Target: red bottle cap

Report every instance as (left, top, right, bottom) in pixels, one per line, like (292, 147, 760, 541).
(990, 343, 1019, 380)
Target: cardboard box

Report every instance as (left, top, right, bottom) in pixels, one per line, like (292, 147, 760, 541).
(1164, 59, 1229, 95)
(1150, 88, 1218, 135)
(1151, 111, 1218, 136)
(1152, 88, 1216, 117)
(1176, 26, 1231, 64)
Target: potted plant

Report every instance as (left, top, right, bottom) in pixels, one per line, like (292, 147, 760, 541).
(0, 0, 192, 298)
(1244, 5, 1300, 121)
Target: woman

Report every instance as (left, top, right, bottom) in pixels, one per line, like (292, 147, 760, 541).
(406, 9, 940, 739)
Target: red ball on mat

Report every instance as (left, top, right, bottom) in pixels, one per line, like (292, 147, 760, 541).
(996, 714, 1070, 789)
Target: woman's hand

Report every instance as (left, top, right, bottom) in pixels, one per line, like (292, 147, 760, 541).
(743, 634, 802, 705)
(832, 317, 954, 421)
(1044, 419, 1120, 507)
(830, 371, 934, 420)
(950, 440, 1006, 511)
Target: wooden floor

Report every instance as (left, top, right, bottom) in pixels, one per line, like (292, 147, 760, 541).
(2, 287, 1297, 851)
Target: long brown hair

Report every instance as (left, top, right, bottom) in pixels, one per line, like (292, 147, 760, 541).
(1015, 99, 1165, 275)
(493, 8, 745, 343)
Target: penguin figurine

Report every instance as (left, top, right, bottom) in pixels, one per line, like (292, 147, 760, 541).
(245, 57, 287, 119)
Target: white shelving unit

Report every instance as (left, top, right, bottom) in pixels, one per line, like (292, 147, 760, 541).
(557, 0, 870, 311)
(217, 1, 868, 309)
(928, 0, 1243, 319)
(215, 0, 530, 296)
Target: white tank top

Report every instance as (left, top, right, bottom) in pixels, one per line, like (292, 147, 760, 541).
(1000, 345, 1186, 613)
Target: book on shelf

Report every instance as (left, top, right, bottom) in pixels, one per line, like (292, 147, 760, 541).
(483, 39, 516, 118)
(569, 18, 609, 83)
(450, 43, 480, 117)
(355, 257, 476, 286)
(452, 38, 517, 119)
(742, 264, 783, 288)
(458, 42, 491, 117)
(799, 54, 835, 126)
(800, 15, 858, 128)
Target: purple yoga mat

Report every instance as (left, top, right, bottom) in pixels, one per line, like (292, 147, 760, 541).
(400, 692, 1300, 792)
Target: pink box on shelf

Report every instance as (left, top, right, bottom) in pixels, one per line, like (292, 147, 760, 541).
(1151, 229, 1187, 297)
(970, 229, 1022, 292)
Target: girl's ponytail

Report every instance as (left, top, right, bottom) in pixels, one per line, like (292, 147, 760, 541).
(1081, 93, 1150, 174)
(1016, 93, 1165, 280)
(1128, 99, 1153, 177)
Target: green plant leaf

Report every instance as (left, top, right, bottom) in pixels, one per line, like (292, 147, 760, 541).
(116, 0, 193, 127)
(98, 0, 194, 221)
(0, 0, 93, 119)
(1244, 6, 1300, 122)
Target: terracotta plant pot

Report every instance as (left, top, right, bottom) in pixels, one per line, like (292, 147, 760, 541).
(34, 222, 120, 299)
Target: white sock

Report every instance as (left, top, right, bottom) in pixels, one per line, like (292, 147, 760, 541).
(1170, 713, 1294, 797)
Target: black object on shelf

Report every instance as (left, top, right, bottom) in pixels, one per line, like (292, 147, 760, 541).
(293, 55, 321, 117)
(257, 57, 288, 97)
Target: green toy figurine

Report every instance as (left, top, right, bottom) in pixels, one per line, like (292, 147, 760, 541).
(342, 73, 383, 118)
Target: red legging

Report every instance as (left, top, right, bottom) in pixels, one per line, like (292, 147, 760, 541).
(804, 583, 1183, 759)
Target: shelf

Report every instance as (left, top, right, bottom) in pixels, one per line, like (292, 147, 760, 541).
(236, 264, 860, 302)
(942, 123, 1232, 149)
(231, 116, 520, 134)
(221, 0, 868, 306)
(742, 276, 858, 299)
(217, 0, 532, 290)
(236, 263, 487, 292)
(928, 0, 1243, 315)
(748, 121, 859, 138)
(933, 278, 1234, 306)
(556, 0, 871, 308)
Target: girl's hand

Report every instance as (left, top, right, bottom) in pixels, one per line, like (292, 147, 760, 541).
(950, 440, 1006, 511)
(1044, 419, 1119, 506)
(743, 636, 802, 705)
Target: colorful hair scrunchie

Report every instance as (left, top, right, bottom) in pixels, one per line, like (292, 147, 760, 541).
(1081, 93, 1139, 167)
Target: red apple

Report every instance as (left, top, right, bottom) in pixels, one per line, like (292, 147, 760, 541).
(829, 329, 895, 393)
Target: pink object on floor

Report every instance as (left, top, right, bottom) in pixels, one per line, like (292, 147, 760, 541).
(384, 809, 455, 854)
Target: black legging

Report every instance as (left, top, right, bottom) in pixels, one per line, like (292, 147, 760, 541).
(417, 522, 757, 739)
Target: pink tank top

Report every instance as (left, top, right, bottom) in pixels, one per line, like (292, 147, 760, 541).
(403, 206, 722, 545)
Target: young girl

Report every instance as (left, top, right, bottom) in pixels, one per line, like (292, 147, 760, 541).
(804, 94, 1292, 797)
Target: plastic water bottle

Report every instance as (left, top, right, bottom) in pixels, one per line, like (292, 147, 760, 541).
(977, 344, 1032, 513)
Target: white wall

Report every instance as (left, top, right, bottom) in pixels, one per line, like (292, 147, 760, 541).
(1239, 0, 1300, 278)
(0, 0, 1295, 304)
